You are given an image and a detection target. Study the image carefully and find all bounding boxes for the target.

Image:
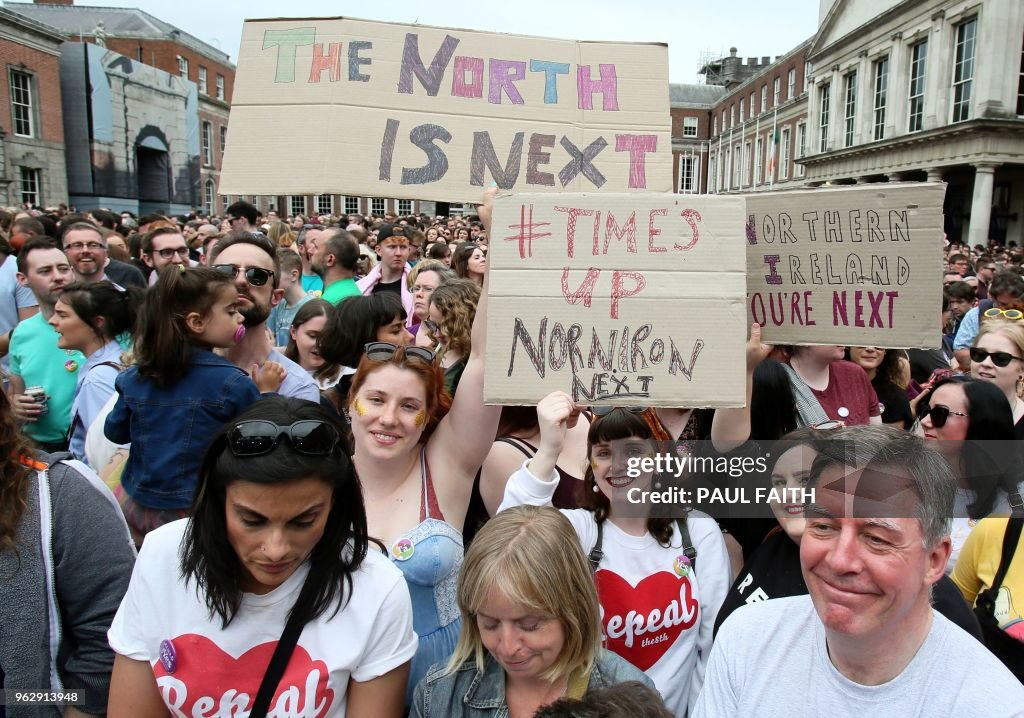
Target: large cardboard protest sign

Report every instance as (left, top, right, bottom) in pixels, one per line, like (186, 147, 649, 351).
(220, 17, 672, 202)
(745, 183, 944, 347)
(486, 193, 748, 407)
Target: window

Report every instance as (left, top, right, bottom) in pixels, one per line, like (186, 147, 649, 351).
(780, 127, 791, 180)
(198, 66, 207, 94)
(1018, 31, 1024, 115)
(370, 197, 385, 215)
(289, 195, 307, 216)
(730, 105, 735, 126)
(787, 69, 796, 101)
(804, 62, 812, 93)
(19, 167, 39, 206)
(773, 77, 781, 106)
(345, 196, 360, 215)
(201, 121, 213, 166)
(739, 101, 745, 123)
(316, 194, 334, 215)
(723, 109, 728, 131)
(843, 72, 857, 148)
(872, 57, 888, 141)
(908, 41, 927, 132)
(204, 180, 215, 214)
(9, 70, 34, 137)
(178, 56, 188, 79)
(732, 144, 741, 188)
(397, 199, 413, 215)
(713, 116, 718, 135)
(749, 93, 755, 117)
(743, 141, 751, 186)
(216, 74, 225, 100)
(796, 123, 807, 177)
(760, 85, 767, 113)
(683, 117, 698, 137)
(818, 83, 831, 152)
(220, 125, 227, 160)
(679, 155, 697, 193)
(952, 18, 976, 123)
(754, 137, 763, 185)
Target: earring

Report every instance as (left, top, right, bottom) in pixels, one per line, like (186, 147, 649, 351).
(592, 483, 600, 493)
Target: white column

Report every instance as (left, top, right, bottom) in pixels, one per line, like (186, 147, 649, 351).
(887, 38, 906, 138)
(967, 163, 998, 248)
(925, 15, 949, 129)
(926, 167, 944, 183)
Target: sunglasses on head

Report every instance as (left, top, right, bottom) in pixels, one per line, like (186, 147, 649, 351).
(969, 347, 1024, 367)
(212, 263, 276, 287)
(227, 419, 341, 457)
(592, 406, 647, 417)
(364, 342, 436, 364)
(916, 403, 968, 428)
(982, 307, 1024, 322)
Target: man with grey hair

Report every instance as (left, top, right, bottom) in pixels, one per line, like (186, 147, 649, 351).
(696, 425, 1024, 716)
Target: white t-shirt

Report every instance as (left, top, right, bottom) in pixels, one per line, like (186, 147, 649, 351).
(694, 595, 1024, 717)
(109, 519, 417, 717)
(500, 462, 731, 717)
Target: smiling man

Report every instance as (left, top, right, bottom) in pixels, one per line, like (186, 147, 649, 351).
(695, 425, 1024, 717)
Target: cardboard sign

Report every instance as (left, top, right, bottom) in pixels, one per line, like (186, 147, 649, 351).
(745, 183, 944, 347)
(486, 193, 748, 407)
(220, 17, 672, 202)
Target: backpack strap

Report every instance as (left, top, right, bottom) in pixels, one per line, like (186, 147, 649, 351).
(990, 518, 1024, 595)
(676, 516, 698, 575)
(588, 520, 604, 573)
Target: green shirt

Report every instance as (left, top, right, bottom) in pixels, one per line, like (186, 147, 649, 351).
(9, 313, 85, 443)
(321, 277, 362, 305)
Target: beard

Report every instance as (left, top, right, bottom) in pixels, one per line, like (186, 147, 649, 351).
(239, 295, 272, 328)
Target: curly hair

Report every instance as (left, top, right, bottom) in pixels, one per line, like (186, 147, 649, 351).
(0, 390, 38, 550)
(428, 278, 480, 361)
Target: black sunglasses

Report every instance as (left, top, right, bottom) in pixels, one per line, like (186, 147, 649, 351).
(969, 347, 1024, 367)
(364, 342, 435, 364)
(212, 263, 276, 287)
(228, 419, 340, 457)
(592, 406, 647, 417)
(916, 403, 968, 428)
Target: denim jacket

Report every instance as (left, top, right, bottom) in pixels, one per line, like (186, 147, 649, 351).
(412, 650, 654, 718)
(104, 348, 261, 509)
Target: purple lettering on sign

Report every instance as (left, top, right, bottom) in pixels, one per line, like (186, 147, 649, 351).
(398, 33, 459, 96)
(488, 60, 527, 104)
(577, 64, 619, 110)
(558, 137, 607, 188)
(763, 255, 783, 285)
(470, 131, 524, 188)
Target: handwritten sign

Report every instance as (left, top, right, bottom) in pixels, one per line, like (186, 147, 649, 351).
(220, 17, 671, 201)
(745, 183, 943, 347)
(486, 193, 748, 407)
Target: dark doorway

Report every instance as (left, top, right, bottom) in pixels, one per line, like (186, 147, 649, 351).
(136, 146, 170, 202)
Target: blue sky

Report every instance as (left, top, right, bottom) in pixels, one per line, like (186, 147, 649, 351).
(72, 0, 819, 83)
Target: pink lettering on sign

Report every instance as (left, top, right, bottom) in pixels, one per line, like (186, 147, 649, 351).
(554, 206, 595, 259)
(451, 56, 484, 98)
(504, 204, 552, 259)
(577, 64, 619, 110)
(614, 135, 657, 189)
(611, 271, 647, 320)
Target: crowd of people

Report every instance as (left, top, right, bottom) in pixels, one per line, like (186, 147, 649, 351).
(0, 194, 1022, 717)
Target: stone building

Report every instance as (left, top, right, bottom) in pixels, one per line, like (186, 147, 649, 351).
(0, 7, 66, 208)
(7, 0, 243, 216)
(804, 0, 1024, 246)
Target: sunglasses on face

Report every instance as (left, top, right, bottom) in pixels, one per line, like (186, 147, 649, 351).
(592, 406, 646, 417)
(982, 307, 1024, 322)
(154, 246, 190, 259)
(916, 403, 968, 428)
(364, 341, 436, 364)
(227, 419, 341, 457)
(969, 347, 1024, 367)
(212, 263, 276, 287)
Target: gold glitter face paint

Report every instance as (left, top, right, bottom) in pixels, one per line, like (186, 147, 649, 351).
(414, 410, 427, 427)
(353, 398, 369, 416)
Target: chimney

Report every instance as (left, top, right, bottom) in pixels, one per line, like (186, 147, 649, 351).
(729, 47, 738, 57)
(747, 57, 757, 65)
(761, 56, 770, 65)
(34, 0, 74, 4)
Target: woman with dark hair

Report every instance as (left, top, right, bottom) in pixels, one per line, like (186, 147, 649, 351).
(916, 375, 1020, 569)
(425, 241, 452, 267)
(0, 388, 136, 718)
(451, 243, 485, 286)
(499, 393, 731, 717)
(848, 346, 913, 428)
(107, 397, 416, 717)
(48, 280, 139, 463)
(283, 298, 343, 391)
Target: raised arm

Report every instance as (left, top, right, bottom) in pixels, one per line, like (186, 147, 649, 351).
(710, 323, 771, 451)
(428, 189, 502, 477)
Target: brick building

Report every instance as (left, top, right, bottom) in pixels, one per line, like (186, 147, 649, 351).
(7, 0, 245, 215)
(0, 7, 67, 208)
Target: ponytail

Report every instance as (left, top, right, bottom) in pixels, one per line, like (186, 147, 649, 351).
(58, 280, 142, 343)
(134, 265, 233, 388)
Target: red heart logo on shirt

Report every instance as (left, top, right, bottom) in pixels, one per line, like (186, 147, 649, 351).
(596, 570, 699, 671)
(153, 633, 335, 717)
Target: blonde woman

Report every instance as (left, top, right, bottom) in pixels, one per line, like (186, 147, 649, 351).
(412, 505, 651, 718)
(970, 317, 1024, 436)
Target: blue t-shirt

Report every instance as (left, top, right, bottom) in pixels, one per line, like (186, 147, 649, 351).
(301, 272, 324, 294)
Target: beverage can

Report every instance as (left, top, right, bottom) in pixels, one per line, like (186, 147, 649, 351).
(24, 386, 48, 415)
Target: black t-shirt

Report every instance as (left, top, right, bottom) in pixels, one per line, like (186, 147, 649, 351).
(372, 278, 402, 295)
(104, 258, 146, 288)
(873, 378, 914, 429)
(713, 528, 984, 641)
